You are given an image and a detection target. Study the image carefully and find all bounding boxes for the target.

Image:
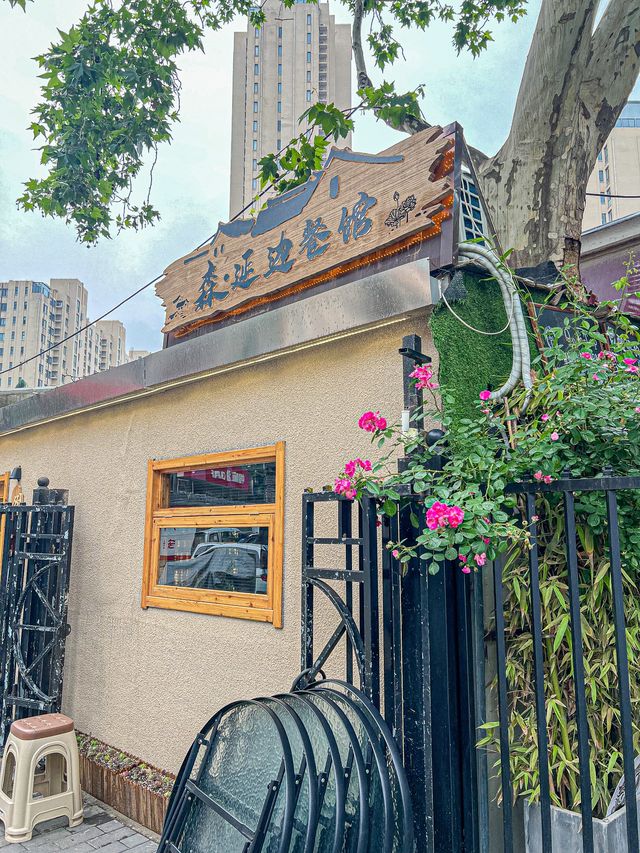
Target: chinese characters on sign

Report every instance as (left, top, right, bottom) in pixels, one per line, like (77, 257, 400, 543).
(338, 192, 376, 243)
(194, 260, 229, 311)
(187, 196, 376, 314)
(158, 126, 457, 334)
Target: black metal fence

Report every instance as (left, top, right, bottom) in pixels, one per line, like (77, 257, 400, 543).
(298, 492, 381, 705)
(297, 335, 640, 853)
(487, 472, 640, 853)
(296, 335, 483, 853)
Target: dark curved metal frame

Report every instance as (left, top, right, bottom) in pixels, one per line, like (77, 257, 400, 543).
(0, 503, 74, 743)
(275, 691, 347, 853)
(312, 678, 414, 850)
(295, 690, 370, 853)
(259, 696, 320, 853)
(159, 679, 415, 853)
(161, 697, 297, 853)
(300, 493, 381, 707)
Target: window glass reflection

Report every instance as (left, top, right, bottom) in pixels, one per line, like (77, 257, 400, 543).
(158, 526, 269, 595)
(168, 462, 276, 507)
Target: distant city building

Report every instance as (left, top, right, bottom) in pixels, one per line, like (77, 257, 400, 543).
(0, 279, 131, 389)
(128, 348, 151, 362)
(229, 0, 352, 216)
(583, 101, 640, 231)
(95, 320, 127, 372)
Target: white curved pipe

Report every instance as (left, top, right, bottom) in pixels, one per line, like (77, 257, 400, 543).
(456, 243, 532, 401)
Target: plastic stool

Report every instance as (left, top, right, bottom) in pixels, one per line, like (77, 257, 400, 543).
(0, 713, 83, 843)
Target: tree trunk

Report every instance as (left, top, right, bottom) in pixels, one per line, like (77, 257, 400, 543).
(472, 0, 640, 272)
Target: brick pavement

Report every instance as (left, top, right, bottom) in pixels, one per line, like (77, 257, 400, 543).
(0, 795, 158, 852)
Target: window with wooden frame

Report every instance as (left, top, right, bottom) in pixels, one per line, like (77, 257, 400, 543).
(141, 444, 284, 626)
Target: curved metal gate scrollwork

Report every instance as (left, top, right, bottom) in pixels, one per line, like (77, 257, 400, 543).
(0, 503, 74, 743)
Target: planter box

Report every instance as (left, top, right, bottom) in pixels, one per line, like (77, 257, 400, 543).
(525, 799, 640, 852)
(79, 753, 170, 835)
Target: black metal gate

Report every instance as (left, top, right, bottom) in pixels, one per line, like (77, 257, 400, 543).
(0, 497, 74, 743)
(295, 335, 481, 853)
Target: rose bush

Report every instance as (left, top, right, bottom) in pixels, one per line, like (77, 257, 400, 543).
(331, 289, 640, 816)
(335, 300, 640, 576)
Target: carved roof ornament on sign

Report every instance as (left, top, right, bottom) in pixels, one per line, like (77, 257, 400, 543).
(157, 125, 460, 337)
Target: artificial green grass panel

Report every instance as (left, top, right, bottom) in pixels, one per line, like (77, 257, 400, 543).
(430, 272, 538, 418)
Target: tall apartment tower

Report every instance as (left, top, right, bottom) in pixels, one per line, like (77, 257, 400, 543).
(229, 0, 352, 217)
(583, 101, 640, 230)
(95, 320, 127, 372)
(0, 279, 129, 389)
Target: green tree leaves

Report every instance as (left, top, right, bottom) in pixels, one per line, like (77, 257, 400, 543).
(18, 0, 202, 243)
(13, 0, 528, 242)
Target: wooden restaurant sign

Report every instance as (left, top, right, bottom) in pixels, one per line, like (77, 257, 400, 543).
(157, 125, 459, 337)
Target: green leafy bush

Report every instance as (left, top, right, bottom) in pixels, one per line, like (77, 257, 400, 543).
(336, 284, 640, 817)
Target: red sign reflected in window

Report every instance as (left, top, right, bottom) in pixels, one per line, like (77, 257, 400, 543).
(179, 467, 250, 490)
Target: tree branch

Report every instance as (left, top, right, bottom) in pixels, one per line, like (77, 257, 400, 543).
(584, 0, 640, 144)
(351, 0, 429, 135)
(352, 0, 372, 90)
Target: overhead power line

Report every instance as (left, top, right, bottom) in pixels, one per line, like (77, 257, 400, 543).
(0, 275, 164, 379)
(586, 192, 640, 199)
(4, 102, 364, 383)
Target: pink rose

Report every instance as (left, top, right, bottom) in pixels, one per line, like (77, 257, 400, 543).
(358, 411, 376, 432)
(410, 365, 439, 391)
(627, 366, 639, 374)
(550, 432, 559, 441)
(342, 458, 372, 482)
(483, 537, 490, 545)
(635, 407, 640, 414)
(392, 549, 399, 558)
(426, 501, 450, 530)
(461, 565, 471, 575)
(543, 475, 553, 484)
(479, 390, 491, 401)
(592, 374, 600, 381)
(334, 477, 353, 496)
(534, 471, 543, 481)
(624, 358, 638, 366)
(447, 505, 465, 528)
(541, 414, 549, 422)
(474, 553, 487, 567)
(459, 555, 467, 564)
(580, 352, 592, 360)
(358, 411, 387, 432)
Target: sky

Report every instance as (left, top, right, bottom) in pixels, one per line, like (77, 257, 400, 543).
(0, 0, 569, 352)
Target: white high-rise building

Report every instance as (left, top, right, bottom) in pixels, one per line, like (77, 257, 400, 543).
(0, 279, 130, 389)
(229, 0, 352, 217)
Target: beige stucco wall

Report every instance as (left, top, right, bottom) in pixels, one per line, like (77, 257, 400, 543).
(0, 315, 436, 772)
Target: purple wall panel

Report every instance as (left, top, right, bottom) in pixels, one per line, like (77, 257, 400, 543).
(582, 243, 640, 317)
